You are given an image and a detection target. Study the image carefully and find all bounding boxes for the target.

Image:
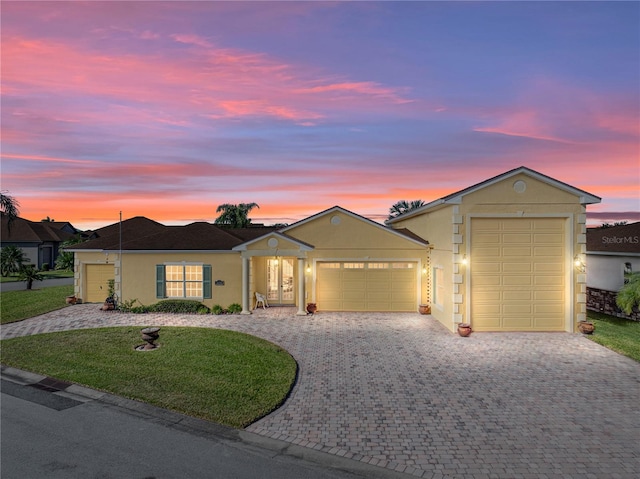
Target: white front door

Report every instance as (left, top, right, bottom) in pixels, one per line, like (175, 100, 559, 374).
(267, 258, 295, 304)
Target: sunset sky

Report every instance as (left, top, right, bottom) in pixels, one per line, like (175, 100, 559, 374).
(2, 1, 638, 230)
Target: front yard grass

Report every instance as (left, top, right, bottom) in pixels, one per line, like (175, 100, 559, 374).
(0, 327, 297, 428)
(0, 285, 73, 324)
(586, 310, 640, 362)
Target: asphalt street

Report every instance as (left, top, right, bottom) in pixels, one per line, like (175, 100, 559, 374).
(0, 277, 74, 292)
(0, 374, 408, 479)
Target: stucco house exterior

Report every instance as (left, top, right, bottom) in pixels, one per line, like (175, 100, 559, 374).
(0, 214, 78, 269)
(586, 222, 640, 319)
(71, 166, 601, 332)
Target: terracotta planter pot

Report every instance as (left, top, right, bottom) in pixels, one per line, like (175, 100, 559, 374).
(65, 295, 77, 305)
(578, 321, 595, 335)
(457, 323, 472, 337)
(306, 303, 317, 314)
(418, 304, 431, 315)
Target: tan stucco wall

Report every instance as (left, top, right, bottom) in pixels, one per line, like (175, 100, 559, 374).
(76, 251, 243, 308)
(390, 173, 588, 332)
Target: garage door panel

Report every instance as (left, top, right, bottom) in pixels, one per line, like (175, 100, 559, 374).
(503, 275, 532, 286)
(471, 218, 566, 331)
(86, 264, 115, 303)
(534, 290, 563, 301)
(503, 291, 532, 301)
(317, 262, 417, 312)
(503, 246, 532, 257)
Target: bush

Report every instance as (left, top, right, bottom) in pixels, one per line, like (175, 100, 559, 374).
(118, 298, 150, 313)
(617, 273, 640, 315)
(211, 304, 226, 315)
(41, 263, 50, 271)
(227, 303, 242, 314)
(149, 300, 210, 314)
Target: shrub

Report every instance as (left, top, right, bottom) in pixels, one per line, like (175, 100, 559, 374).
(211, 304, 226, 315)
(149, 300, 210, 314)
(41, 263, 50, 271)
(227, 303, 242, 314)
(617, 273, 640, 315)
(119, 298, 149, 313)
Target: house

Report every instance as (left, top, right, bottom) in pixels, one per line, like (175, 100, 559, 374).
(71, 166, 601, 332)
(586, 222, 640, 320)
(0, 214, 78, 269)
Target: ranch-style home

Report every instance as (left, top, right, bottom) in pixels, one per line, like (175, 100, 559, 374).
(70, 166, 601, 333)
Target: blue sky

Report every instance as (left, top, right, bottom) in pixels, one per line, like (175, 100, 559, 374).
(1, 1, 638, 229)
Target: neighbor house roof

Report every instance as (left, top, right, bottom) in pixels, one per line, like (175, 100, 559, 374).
(0, 214, 76, 244)
(587, 222, 640, 255)
(386, 166, 602, 224)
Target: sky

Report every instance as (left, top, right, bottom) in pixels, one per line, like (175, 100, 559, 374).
(1, 1, 638, 230)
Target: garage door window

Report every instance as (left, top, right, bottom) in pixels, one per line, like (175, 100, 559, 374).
(156, 264, 212, 299)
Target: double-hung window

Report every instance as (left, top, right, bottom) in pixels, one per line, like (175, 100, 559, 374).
(156, 264, 212, 299)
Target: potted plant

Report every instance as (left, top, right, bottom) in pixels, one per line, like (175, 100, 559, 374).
(577, 321, 595, 334)
(418, 304, 431, 315)
(101, 279, 117, 311)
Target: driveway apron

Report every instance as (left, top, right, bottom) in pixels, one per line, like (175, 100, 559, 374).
(2, 305, 639, 478)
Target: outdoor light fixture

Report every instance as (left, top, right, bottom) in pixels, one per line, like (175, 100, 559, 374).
(574, 255, 585, 272)
(306, 264, 311, 273)
(422, 266, 427, 275)
(461, 255, 468, 266)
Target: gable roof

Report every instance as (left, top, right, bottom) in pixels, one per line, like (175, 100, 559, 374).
(386, 166, 602, 224)
(587, 222, 640, 255)
(1, 214, 76, 243)
(281, 206, 429, 246)
(232, 231, 315, 252)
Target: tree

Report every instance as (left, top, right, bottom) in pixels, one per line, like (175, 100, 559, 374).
(41, 216, 55, 222)
(215, 203, 259, 228)
(18, 265, 44, 290)
(0, 191, 20, 232)
(599, 221, 628, 229)
(616, 272, 640, 315)
(55, 236, 84, 271)
(0, 245, 29, 277)
(388, 200, 427, 220)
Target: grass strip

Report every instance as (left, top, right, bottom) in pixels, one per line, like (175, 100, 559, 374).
(0, 327, 297, 428)
(1, 285, 74, 324)
(586, 311, 640, 362)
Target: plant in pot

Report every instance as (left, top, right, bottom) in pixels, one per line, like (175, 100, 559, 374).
(102, 279, 117, 311)
(457, 323, 472, 337)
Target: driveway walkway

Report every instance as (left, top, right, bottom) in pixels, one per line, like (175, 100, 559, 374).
(2, 305, 639, 478)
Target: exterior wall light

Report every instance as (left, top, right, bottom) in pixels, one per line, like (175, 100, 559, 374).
(574, 255, 585, 273)
(461, 255, 468, 266)
(306, 264, 311, 273)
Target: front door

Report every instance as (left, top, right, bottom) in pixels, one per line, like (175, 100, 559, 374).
(267, 258, 295, 305)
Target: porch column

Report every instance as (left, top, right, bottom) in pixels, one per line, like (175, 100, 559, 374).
(241, 255, 251, 315)
(296, 257, 307, 316)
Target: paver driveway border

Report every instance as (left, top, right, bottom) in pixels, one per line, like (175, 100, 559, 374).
(2, 304, 639, 478)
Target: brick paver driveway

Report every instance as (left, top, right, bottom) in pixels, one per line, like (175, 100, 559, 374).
(2, 305, 639, 478)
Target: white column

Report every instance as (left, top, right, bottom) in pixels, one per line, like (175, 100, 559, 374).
(296, 257, 307, 316)
(241, 256, 251, 315)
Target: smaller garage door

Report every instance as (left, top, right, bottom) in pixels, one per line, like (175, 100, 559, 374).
(85, 264, 115, 303)
(316, 262, 417, 311)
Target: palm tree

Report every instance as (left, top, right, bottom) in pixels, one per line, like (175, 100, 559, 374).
(1, 191, 20, 232)
(0, 245, 29, 277)
(18, 265, 44, 290)
(215, 203, 259, 228)
(388, 200, 427, 220)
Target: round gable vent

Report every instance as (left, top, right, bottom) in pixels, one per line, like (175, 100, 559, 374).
(267, 238, 279, 248)
(330, 215, 341, 225)
(513, 180, 527, 193)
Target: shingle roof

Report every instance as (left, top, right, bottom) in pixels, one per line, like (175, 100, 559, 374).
(1, 214, 75, 243)
(587, 222, 640, 254)
(71, 216, 279, 251)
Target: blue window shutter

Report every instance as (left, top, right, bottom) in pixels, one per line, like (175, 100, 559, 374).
(203, 265, 212, 299)
(156, 265, 165, 298)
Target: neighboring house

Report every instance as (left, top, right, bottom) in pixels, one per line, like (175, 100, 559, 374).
(71, 166, 601, 333)
(0, 214, 78, 269)
(586, 222, 640, 320)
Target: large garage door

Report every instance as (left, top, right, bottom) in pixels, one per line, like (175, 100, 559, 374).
(85, 264, 115, 303)
(316, 262, 417, 312)
(471, 218, 566, 331)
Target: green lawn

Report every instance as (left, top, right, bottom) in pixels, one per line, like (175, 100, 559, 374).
(0, 327, 297, 428)
(0, 270, 74, 283)
(586, 310, 640, 362)
(0, 285, 74, 324)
